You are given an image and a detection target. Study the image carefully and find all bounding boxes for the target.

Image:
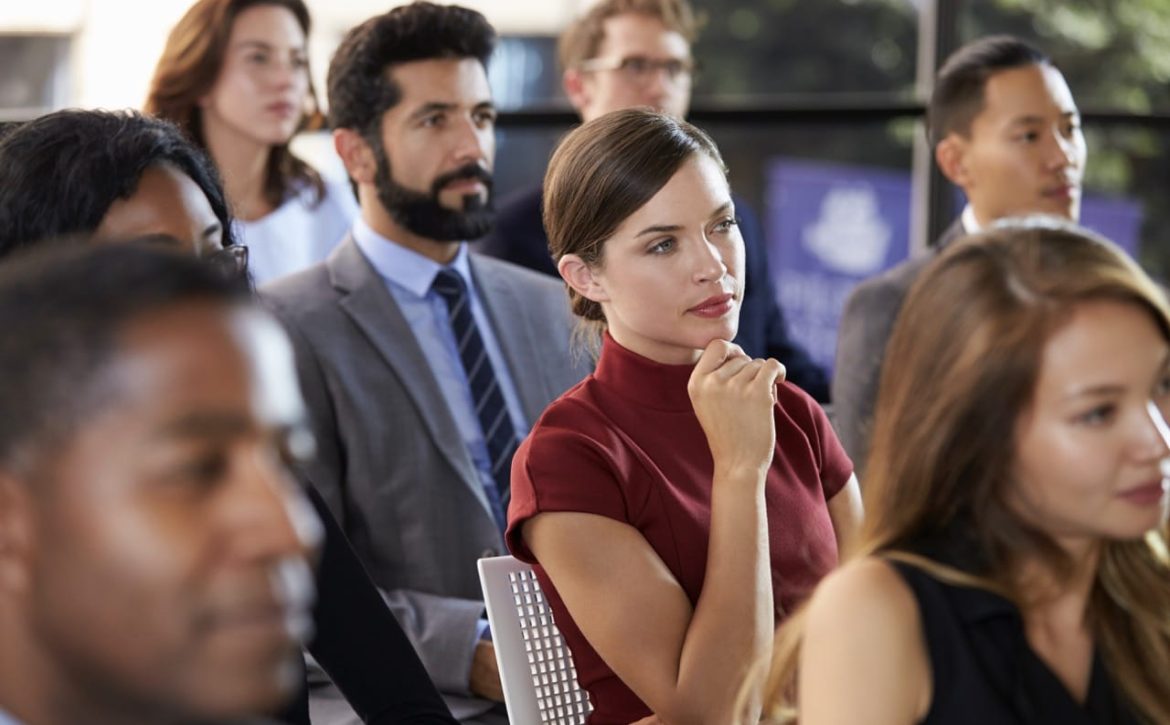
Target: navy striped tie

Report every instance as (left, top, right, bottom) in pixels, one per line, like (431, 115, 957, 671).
(432, 268, 514, 532)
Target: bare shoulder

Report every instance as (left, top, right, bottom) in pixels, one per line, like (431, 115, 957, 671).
(799, 557, 930, 724)
(807, 557, 919, 627)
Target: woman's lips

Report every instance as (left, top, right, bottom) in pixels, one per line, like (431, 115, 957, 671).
(688, 293, 734, 318)
(266, 102, 298, 118)
(1116, 480, 1168, 507)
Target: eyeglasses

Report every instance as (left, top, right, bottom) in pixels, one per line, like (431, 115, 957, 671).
(578, 55, 695, 84)
(207, 244, 249, 281)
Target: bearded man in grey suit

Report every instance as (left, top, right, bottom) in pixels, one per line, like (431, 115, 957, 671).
(262, 4, 589, 723)
(832, 35, 1086, 475)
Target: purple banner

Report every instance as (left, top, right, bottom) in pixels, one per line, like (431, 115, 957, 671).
(766, 159, 912, 376)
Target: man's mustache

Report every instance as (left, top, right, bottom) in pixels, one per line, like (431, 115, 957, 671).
(432, 163, 493, 196)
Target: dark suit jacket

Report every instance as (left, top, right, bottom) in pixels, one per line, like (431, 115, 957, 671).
(830, 220, 968, 476)
(262, 237, 589, 720)
(282, 485, 456, 725)
(478, 184, 830, 401)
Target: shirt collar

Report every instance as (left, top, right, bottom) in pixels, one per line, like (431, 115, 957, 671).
(960, 205, 985, 235)
(351, 216, 474, 299)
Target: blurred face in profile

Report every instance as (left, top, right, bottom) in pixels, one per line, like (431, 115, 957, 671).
(566, 12, 693, 122)
(562, 152, 744, 365)
(1011, 299, 1170, 551)
(199, 3, 311, 148)
(938, 63, 1086, 227)
(10, 300, 321, 723)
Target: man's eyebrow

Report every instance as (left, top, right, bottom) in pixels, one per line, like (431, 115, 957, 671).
(154, 412, 251, 439)
(1006, 114, 1046, 126)
(1007, 110, 1080, 127)
(408, 102, 457, 121)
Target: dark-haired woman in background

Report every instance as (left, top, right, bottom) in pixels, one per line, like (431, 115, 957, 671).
(755, 222, 1170, 724)
(0, 108, 456, 725)
(146, 0, 356, 286)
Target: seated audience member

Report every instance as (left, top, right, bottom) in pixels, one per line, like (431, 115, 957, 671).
(506, 109, 863, 725)
(264, 4, 590, 720)
(833, 35, 1085, 473)
(146, 0, 358, 286)
(0, 109, 456, 725)
(0, 244, 319, 725)
(479, 0, 830, 401)
(756, 221, 1170, 724)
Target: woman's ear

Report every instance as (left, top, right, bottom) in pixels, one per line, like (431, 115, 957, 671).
(558, 254, 610, 304)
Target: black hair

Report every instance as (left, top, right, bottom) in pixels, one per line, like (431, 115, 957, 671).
(326, 1, 496, 139)
(927, 35, 1052, 147)
(0, 243, 249, 470)
(0, 109, 235, 258)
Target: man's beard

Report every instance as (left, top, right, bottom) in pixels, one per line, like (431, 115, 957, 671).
(372, 144, 494, 242)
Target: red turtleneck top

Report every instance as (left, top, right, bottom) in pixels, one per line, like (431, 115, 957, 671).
(506, 334, 852, 724)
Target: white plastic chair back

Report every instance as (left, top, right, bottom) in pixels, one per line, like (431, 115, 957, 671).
(477, 555, 593, 724)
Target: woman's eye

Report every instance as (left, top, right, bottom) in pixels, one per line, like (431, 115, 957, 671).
(649, 238, 675, 255)
(713, 217, 739, 234)
(1076, 404, 1116, 427)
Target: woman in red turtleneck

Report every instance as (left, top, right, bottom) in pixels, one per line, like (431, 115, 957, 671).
(504, 109, 863, 725)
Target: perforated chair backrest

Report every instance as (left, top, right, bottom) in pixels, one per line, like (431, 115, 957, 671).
(477, 555, 593, 724)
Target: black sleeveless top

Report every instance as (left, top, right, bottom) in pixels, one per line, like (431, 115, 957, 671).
(892, 561, 1140, 724)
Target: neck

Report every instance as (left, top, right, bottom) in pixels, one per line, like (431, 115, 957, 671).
(202, 117, 274, 222)
(1015, 539, 1100, 626)
(0, 621, 141, 725)
(358, 187, 460, 265)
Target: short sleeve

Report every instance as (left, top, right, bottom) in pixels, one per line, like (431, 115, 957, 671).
(505, 400, 631, 564)
(776, 381, 854, 500)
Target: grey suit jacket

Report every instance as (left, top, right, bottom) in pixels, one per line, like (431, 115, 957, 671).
(262, 237, 589, 719)
(831, 220, 967, 477)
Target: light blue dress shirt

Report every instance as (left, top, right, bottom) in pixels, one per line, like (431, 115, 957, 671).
(0, 707, 23, 725)
(351, 218, 530, 517)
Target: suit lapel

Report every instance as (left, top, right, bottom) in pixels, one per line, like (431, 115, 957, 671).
(327, 238, 490, 512)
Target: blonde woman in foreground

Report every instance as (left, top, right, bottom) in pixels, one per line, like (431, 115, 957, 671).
(755, 222, 1170, 724)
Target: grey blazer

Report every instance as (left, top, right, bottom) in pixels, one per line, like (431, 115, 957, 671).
(830, 219, 967, 477)
(262, 237, 589, 720)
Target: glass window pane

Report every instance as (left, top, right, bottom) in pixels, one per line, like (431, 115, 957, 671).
(960, 1, 1170, 114)
(690, 0, 919, 100)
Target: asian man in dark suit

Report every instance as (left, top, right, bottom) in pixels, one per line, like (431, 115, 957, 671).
(832, 35, 1086, 474)
(261, 4, 589, 723)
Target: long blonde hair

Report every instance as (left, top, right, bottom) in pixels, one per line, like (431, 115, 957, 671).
(755, 222, 1170, 723)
